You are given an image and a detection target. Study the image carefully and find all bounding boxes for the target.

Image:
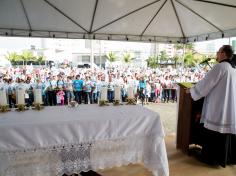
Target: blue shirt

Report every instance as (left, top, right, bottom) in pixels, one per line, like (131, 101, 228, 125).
(73, 79, 83, 91)
(139, 80, 146, 89)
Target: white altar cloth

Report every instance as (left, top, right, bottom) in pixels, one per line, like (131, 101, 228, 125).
(0, 105, 169, 176)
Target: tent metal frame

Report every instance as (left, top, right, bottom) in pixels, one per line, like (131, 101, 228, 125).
(43, 0, 89, 33)
(1, 0, 236, 43)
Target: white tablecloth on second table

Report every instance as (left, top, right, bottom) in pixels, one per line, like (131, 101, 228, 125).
(0, 105, 169, 176)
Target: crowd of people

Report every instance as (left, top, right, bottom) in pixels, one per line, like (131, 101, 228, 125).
(1, 45, 235, 169)
(0, 64, 207, 108)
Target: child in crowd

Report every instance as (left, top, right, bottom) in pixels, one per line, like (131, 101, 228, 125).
(56, 89, 65, 105)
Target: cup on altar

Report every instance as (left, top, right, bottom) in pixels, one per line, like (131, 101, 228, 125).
(127, 86, 134, 98)
(0, 89, 8, 106)
(100, 87, 107, 101)
(17, 89, 25, 105)
(34, 89, 43, 104)
(114, 86, 121, 101)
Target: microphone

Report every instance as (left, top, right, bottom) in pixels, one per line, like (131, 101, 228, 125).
(200, 58, 211, 64)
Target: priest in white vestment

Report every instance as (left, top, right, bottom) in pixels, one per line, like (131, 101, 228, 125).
(188, 45, 236, 167)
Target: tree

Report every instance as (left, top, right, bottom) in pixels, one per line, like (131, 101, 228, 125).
(159, 51, 168, 63)
(174, 43, 196, 68)
(172, 55, 181, 68)
(174, 44, 183, 50)
(146, 56, 158, 68)
(106, 52, 117, 63)
(5, 51, 48, 65)
(21, 50, 36, 61)
(185, 43, 194, 51)
(122, 52, 133, 64)
(5, 52, 21, 64)
(37, 56, 46, 64)
(183, 52, 196, 67)
(174, 43, 194, 52)
(193, 53, 206, 64)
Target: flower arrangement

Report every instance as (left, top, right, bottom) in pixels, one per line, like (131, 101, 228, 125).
(33, 103, 44, 110)
(0, 105, 10, 113)
(99, 100, 109, 106)
(113, 100, 122, 106)
(17, 104, 27, 111)
(68, 101, 78, 108)
(126, 98, 136, 105)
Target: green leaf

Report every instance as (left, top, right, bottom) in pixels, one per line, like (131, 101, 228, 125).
(122, 53, 133, 63)
(106, 52, 117, 62)
(146, 56, 158, 68)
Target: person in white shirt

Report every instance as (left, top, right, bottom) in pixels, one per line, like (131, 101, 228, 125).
(6, 78, 16, 108)
(187, 45, 236, 167)
(107, 75, 114, 102)
(14, 77, 27, 105)
(25, 78, 34, 107)
(96, 75, 102, 102)
(0, 76, 4, 88)
(162, 76, 171, 103)
(83, 76, 92, 104)
(145, 81, 151, 105)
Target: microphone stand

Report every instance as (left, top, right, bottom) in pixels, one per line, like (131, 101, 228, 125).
(200, 59, 212, 69)
(205, 61, 212, 69)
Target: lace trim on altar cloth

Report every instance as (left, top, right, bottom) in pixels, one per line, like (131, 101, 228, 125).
(0, 135, 169, 176)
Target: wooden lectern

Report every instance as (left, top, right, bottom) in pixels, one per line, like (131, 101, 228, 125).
(176, 83, 204, 153)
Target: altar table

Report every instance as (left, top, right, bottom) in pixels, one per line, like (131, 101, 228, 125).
(0, 105, 169, 176)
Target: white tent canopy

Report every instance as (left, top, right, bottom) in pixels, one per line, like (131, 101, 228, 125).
(1, 0, 236, 43)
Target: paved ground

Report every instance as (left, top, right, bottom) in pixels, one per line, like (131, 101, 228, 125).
(144, 102, 177, 134)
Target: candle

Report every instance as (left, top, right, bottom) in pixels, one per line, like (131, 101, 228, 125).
(34, 89, 42, 104)
(17, 89, 25, 105)
(100, 87, 107, 101)
(0, 89, 8, 106)
(127, 86, 134, 98)
(114, 86, 121, 100)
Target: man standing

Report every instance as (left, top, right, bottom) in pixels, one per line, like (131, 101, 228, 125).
(73, 75, 83, 104)
(188, 45, 236, 167)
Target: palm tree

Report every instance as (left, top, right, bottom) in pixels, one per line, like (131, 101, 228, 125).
(122, 52, 133, 64)
(172, 55, 181, 68)
(193, 53, 206, 64)
(146, 56, 158, 68)
(183, 52, 197, 67)
(174, 44, 183, 51)
(21, 50, 36, 62)
(174, 43, 194, 52)
(37, 56, 46, 65)
(106, 51, 118, 68)
(185, 43, 194, 51)
(159, 51, 168, 63)
(5, 52, 21, 64)
(106, 52, 117, 63)
(174, 43, 195, 68)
